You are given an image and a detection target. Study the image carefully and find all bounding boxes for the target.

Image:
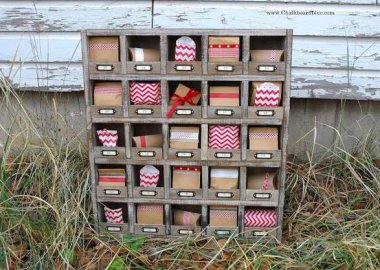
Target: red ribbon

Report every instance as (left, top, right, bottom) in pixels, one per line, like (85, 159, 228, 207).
(173, 166, 201, 171)
(139, 136, 146, 148)
(167, 88, 200, 118)
(209, 93, 239, 98)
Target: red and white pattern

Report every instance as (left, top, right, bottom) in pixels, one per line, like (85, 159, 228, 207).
(254, 82, 281, 107)
(94, 84, 122, 95)
(104, 206, 124, 224)
(270, 50, 277, 62)
(90, 43, 119, 50)
(137, 204, 163, 214)
(175, 36, 196, 62)
(139, 165, 160, 187)
(249, 132, 278, 140)
(209, 125, 240, 149)
(244, 210, 277, 227)
(208, 44, 239, 58)
(130, 82, 161, 105)
(210, 209, 237, 219)
(262, 173, 270, 190)
(182, 211, 192, 226)
(97, 129, 118, 147)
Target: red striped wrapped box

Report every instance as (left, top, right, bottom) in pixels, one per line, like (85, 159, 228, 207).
(130, 82, 162, 105)
(209, 125, 240, 149)
(94, 82, 122, 106)
(98, 169, 126, 187)
(104, 206, 124, 224)
(244, 209, 277, 227)
(209, 86, 240, 107)
(139, 165, 160, 188)
(89, 36, 119, 62)
(251, 82, 282, 107)
(208, 36, 240, 62)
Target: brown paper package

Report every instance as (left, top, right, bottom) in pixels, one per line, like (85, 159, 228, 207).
(210, 167, 239, 190)
(172, 169, 201, 189)
(247, 172, 276, 190)
(98, 168, 125, 187)
(137, 204, 164, 225)
(209, 86, 240, 106)
(132, 134, 163, 148)
(94, 82, 122, 106)
(89, 37, 119, 62)
(209, 206, 237, 226)
(173, 209, 201, 226)
(169, 83, 201, 106)
(129, 48, 161, 62)
(250, 82, 283, 106)
(250, 50, 284, 62)
(249, 127, 279, 150)
(208, 36, 240, 62)
(170, 126, 199, 149)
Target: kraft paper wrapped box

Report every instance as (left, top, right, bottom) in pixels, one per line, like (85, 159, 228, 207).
(209, 206, 237, 226)
(104, 206, 124, 224)
(172, 166, 201, 189)
(244, 209, 277, 227)
(208, 36, 240, 62)
(129, 48, 160, 62)
(249, 127, 279, 150)
(209, 125, 240, 149)
(209, 86, 240, 107)
(170, 126, 200, 149)
(250, 50, 284, 62)
(137, 204, 164, 225)
(139, 165, 160, 188)
(89, 36, 119, 62)
(167, 83, 201, 118)
(247, 172, 276, 190)
(173, 209, 201, 226)
(94, 82, 122, 106)
(132, 134, 163, 148)
(210, 167, 239, 189)
(251, 82, 282, 107)
(130, 82, 162, 105)
(98, 169, 126, 187)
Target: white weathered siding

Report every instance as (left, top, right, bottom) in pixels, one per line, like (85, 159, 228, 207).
(0, 0, 379, 100)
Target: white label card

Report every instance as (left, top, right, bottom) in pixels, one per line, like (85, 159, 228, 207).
(216, 192, 233, 198)
(140, 190, 157, 196)
(176, 109, 193, 115)
(178, 229, 194, 235)
(215, 152, 232, 158)
(215, 230, 231, 236)
(216, 65, 234, 71)
(96, 65, 113, 71)
(176, 152, 193, 158)
(101, 150, 118, 156)
(257, 65, 276, 72)
(215, 109, 234, 116)
(107, 226, 121, 232)
(178, 191, 195, 197)
(175, 65, 193, 71)
(138, 151, 155, 157)
(255, 153, 273, 159)
(98, 108, 116, 115)
(136, 108, 153, 115)
(253, 231, 268, 236)
(104, 189, 120, 195)
(253, 193, 272, 199)
(135, 65, 152, 71)
(142, 227, 158, 233)
(257, 110, 275, 116)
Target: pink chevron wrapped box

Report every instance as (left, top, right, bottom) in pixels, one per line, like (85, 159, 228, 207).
(244, 209, 277, 227)
(210, 167, 239, 190)
(247, 172, 276, 190)
(173, 209, 201, 226)
(249, 127, 278, 150)
(172, 166, 201, 189)
(89, 36, 119, 62)
(209, 125, 240, 149)
(139, 165, 159, 188)
(209, 86, 240, 107)
(130, 82, 162, 105)
(250, 82, 282, 107)
(250, 50, 284, 62)
(94, 82, 122, 106)
(137, 204, 164, 225)
(175, 36, 196, 62)
(96, 129, 118, 147)
(209, 206, 237, 226)
(104, 206, 124, 224)
(208, 36, 240, 62)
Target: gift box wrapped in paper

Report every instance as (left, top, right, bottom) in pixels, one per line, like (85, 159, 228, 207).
(250, 50, 284, 62)
(247, 172, 276, 190)
(250, 82, 282, 107)
(244, 209, 277, 227)
(249, 127, 278, 150)
(104, 206, 124, 224)
(137, 204, 164, 225)
(170, 126, 200, 149)
(172, 166, 201, 189)
(173, 209, 201, 226)
(209, 125, 240, 149)
(208, 36, 240, 62)
(210, 167, 239, 189)
(130, 82, 162, 105)
(94, 82, 122, 106)
(89, 36, 119, 62)
(209, 206, 238, 226)
(209, 86, 240, 107)
(98, 169, 126, 187)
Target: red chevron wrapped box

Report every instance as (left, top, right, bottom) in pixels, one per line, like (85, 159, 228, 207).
(173, 209, 201, 226)
(167, 83, 201, 118)
(137, 204, 164, 225)
(97, 129, 118, 147)
(104, 206, 124, 224)
(244, 209, 277, 227)
(249, 127, 278, 150)
(170, 126, 200, 149)
(250, 50, 284, 62)
(209, 125, 240, 149)
(132, 134, 163, 148)
(98, 169, 126, 187)
(129, 48, 160, 62)
(175, 36, 196, 62)
(251, 82, 282, 107)
(89, 36, 119, 62)
(139, 165, 159, 188)
(208, 36, 240, 62)
(130, 82, 162, 105)
(210, 167, 239, 189)
(247, 172, 276, 190)
(172, 166, 201, 189)
(94, 82, 122, 106)
(209, 206, 237, 226)
(209, 86, 240, 107)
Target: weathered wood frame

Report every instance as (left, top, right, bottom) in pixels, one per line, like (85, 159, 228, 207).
(82, 29, 292, 242)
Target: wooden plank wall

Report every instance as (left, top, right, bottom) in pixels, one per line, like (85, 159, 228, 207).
(0, 0, 379, 156)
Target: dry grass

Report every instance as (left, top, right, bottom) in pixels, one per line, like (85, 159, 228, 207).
(1, 75, 379, 270)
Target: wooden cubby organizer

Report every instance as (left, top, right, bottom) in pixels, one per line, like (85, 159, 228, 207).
(82, 29, 292, 242)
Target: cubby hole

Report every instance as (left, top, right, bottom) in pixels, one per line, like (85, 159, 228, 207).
(89, 36, 120, 62)
(95, 164, 127, 186)
(209, 166, 240, 190)
(99, 202, 128, 224)
(93, 123, 125, 147)
(133, 165, 164, 188)
(247, 125, 281, 150)
(171, 205, 202, 226)
(92, 80, 123, 106)
(250, 36, 285, 62)
(248, 81, 283, 107)
(131, 124, 163, 148)
(246, 168, 278, 191)
(167, 81, 202, 105)
(208, 36, 243, 62)
(127, 36, 160, 61)
(167, 35, 202, 61)
(208, 81, 241, 107)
